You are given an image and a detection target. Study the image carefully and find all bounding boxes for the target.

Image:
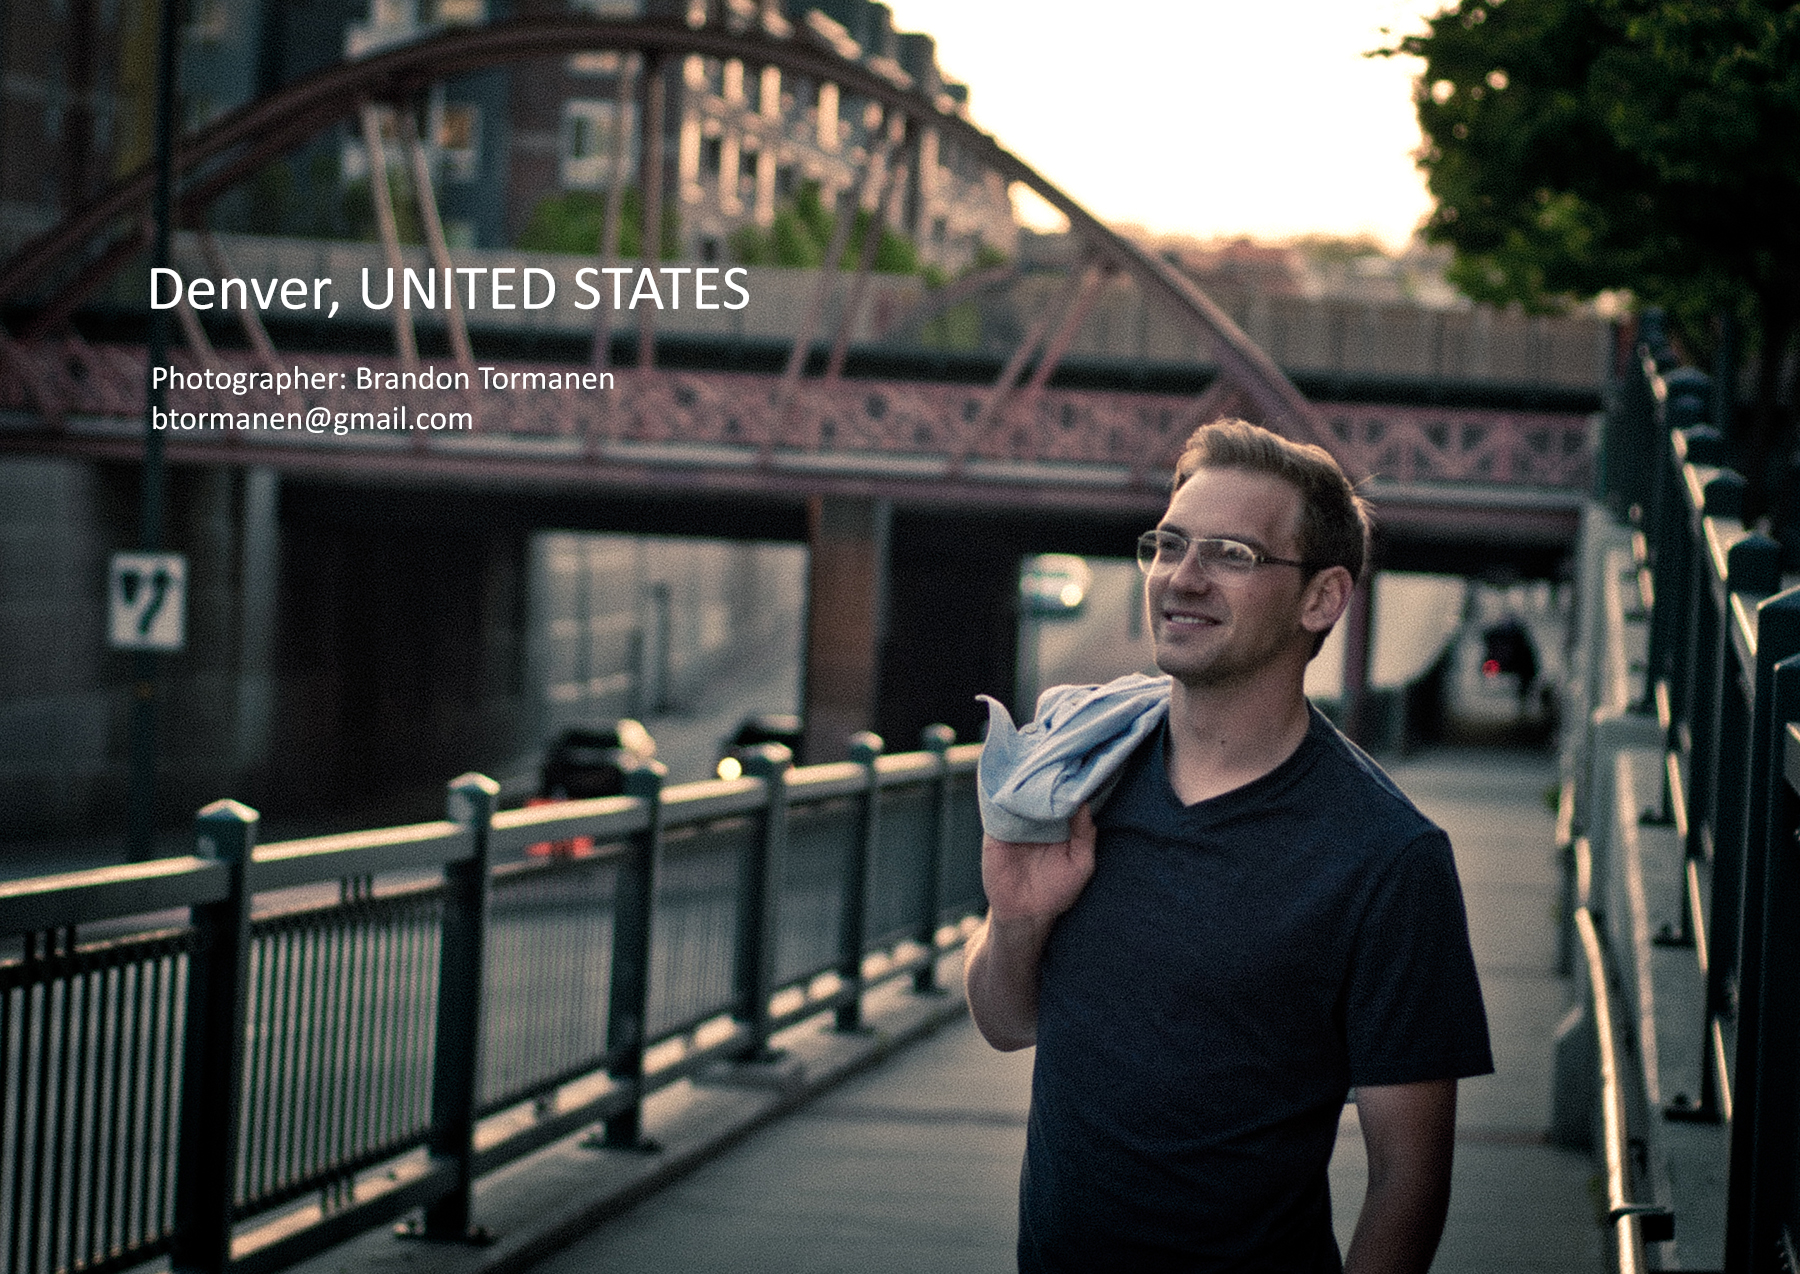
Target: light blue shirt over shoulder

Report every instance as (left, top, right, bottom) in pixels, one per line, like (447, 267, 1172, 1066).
(977, 673, 1171, 843)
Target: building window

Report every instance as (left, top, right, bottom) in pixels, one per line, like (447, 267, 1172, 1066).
(436, 103, 481, 181)
(569, 51, 627, 76)
(188, 0, 230, 42)
(739, 146, 760, 200)
(426, 0, 486, 22)
(700, 136, 723, 178)
(563, 100, 637, 189)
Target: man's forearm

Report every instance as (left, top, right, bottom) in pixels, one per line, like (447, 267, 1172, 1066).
(1343, 1080, 1456, 1274)
(1341, 1168, 1450, 1274)
(963, 914, 1055, 1051)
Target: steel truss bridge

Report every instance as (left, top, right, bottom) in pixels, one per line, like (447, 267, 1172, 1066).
(0, 11, 1591, 541)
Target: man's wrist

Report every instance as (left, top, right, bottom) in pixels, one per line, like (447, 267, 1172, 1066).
(982, 909, 1059, 947)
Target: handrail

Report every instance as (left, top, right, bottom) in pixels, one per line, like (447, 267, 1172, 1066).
(0, 731, 985, 1274)
(1589, 344, 1800, 1271)
(1571, 834, 1671, 1270)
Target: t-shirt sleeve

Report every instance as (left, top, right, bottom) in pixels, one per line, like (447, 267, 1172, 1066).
(1343, 828, 1494, 1087)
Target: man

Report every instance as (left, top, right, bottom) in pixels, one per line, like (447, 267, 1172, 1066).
(965, 419, 1492, 1273)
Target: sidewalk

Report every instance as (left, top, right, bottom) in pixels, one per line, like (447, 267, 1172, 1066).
(474, 745, 1598, 1274)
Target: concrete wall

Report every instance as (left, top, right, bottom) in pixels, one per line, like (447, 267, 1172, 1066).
(0, 457, 278, 840)
(0, 455, 812, 844)
(528, 530, 806, 753)
(962, 273, 1611, 390)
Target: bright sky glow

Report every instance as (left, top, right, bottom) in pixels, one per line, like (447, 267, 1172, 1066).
(884, 1, 1440, 250)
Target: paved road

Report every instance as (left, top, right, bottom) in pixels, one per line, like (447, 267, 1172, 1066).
(521, 744, 1602, 1274)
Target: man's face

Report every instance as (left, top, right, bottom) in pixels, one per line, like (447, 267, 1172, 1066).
(1146, 465, 1320, 689)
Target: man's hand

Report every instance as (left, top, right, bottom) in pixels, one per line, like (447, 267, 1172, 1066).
(1343, 1079, 1457, 1274)
(981, 803, 1098, 923)
(964, 805, 1097, 1051)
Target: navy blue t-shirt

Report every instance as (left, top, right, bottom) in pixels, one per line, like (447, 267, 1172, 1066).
(1018, 708, 1492, 1273)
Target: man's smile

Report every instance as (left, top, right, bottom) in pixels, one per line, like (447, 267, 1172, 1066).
(1159, 606, 1221, 628)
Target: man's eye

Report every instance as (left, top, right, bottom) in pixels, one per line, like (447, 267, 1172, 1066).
(1207, 542, 1257, 567)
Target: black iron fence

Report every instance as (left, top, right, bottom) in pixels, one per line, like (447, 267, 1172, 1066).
(0, 729, 983, 1274)
(1584, 343, 1800, 1272)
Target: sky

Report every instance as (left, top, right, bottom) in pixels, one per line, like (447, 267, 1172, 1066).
(882, 1, 1443, 250)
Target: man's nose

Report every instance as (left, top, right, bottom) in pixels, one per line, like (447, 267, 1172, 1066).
(1165, 544, 1216, 590)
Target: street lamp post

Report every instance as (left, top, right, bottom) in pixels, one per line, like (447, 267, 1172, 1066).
(127, 0, 182, 861)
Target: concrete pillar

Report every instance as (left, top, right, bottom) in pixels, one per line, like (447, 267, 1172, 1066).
(877, 511, 1026, 753)
(801, 496, 890, 765)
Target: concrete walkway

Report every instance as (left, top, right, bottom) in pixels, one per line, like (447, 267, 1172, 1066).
(516, 746, 1604, 1274)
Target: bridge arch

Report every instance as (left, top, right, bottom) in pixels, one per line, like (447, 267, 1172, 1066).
(0, 12, 1591, 833)
(0, 11, 1317, 453)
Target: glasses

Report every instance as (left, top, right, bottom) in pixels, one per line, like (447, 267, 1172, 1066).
(1136, 529, 1309, 576)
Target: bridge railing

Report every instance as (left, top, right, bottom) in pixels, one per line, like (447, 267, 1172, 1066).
(0, 728, 983, 1274)
(1569, 344, 1800, 1271)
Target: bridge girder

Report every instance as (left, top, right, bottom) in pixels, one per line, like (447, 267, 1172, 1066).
(0, 12, 1319, 459)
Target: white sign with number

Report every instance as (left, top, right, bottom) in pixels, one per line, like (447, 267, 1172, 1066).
(109, 552, 187, 651)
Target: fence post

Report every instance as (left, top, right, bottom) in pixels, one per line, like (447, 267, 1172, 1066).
(171, 799, 258, 1274)
(1659, 428, 1728, 736)
(913, 724, 956, 995)
(1677, 470, 1747, 876)
(1646, 426, 1722, 705)
(1738, 659, 1800, 1268)
(1723, 603, 1800, 1264)
(735, 743, 792, 1060)
(836, 731, 883, 1032)
(421, 773, 498, 1241)
(1602, 339, 1657, 519)
(603, 759, 667, 1149)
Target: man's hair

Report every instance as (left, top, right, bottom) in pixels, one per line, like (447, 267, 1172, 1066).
(1172, 418, 1370, 586)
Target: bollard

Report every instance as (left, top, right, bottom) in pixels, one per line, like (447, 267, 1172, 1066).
(914, 724, 957, 995)
(603, 759, 667, 1149)
(836, 732, 883, 1032)
(420, 773, 499, 1240)
(171, 799, 258, 1274)
(734, 743, 792, 1060)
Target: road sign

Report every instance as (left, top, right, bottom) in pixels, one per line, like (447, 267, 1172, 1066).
(109, 551, 187, 651)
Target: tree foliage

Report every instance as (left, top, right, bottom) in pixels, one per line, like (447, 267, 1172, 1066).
(516, 187, 681, 260)
(1383, 0, 1800, 482)
(730, 180, 920, 274)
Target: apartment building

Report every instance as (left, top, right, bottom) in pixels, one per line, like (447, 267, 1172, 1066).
(0, 0, 1016, 274)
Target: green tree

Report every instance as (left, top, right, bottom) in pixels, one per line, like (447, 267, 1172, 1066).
(729, 179, 922, 273)
(1382, 0, 1800, 504)
(516, 188, 681, 260)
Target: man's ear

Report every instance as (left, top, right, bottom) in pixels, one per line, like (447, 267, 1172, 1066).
(1300, 565, 1354, 636)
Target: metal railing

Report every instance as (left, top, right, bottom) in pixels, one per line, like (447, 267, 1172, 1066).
(1590, 342, 1800, 1271)
(0, 728, 983, 1274)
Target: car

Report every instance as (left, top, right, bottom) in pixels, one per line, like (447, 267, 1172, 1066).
(1480, 617, 1540, 704)
(538, 719, 658, 800)
(716, 712, 804, 780)
(1020, 553, 1092, 618)
(528, 720, 659, 857)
